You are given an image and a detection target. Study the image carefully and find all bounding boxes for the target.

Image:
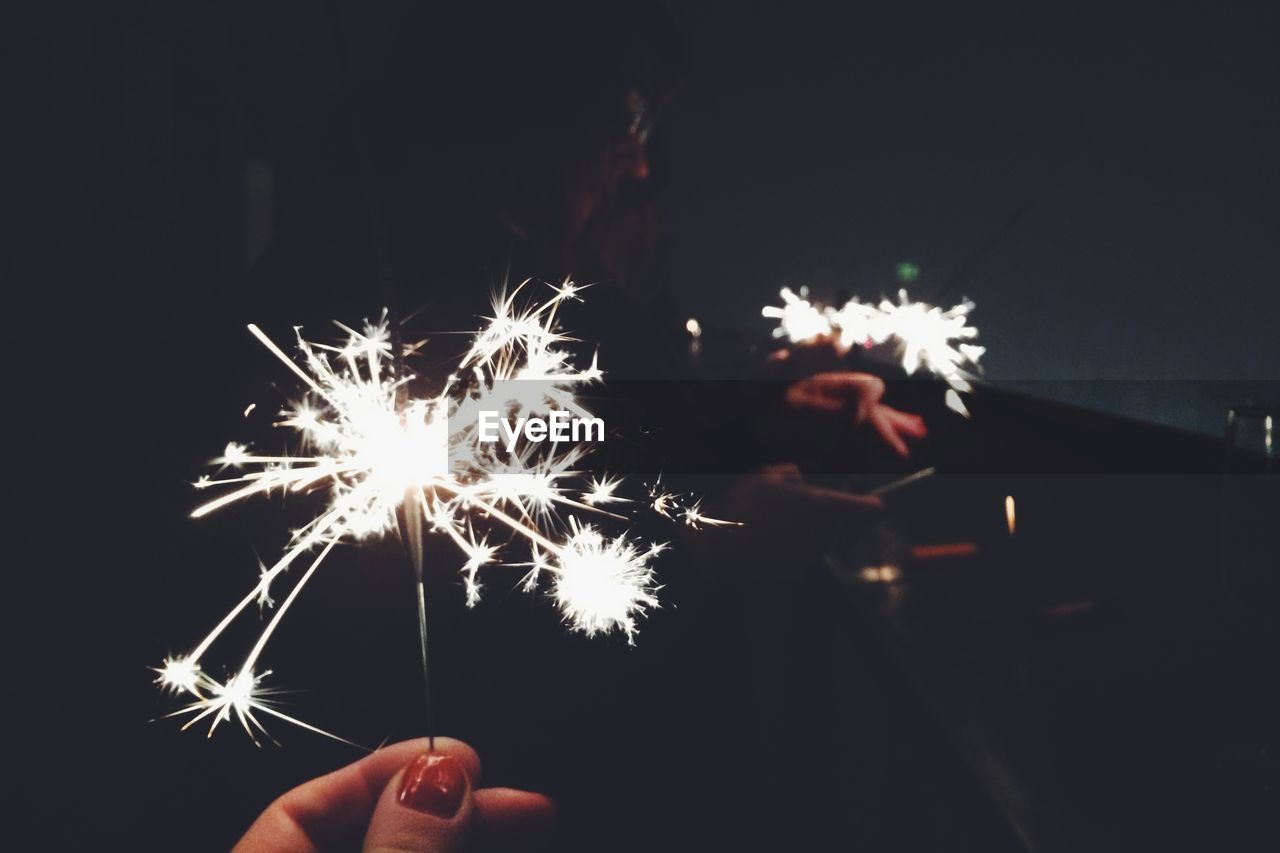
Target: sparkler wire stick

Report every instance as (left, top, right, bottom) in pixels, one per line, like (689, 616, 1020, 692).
(867, 466, 936, 497)
(397, 488, 435, 752)
(414, 566, 434, 750)
(391, 327, 439, 750)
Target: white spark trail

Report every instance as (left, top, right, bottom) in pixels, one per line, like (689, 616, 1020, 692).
(159, 280, 721, 742)
(764, 286, 985, 416)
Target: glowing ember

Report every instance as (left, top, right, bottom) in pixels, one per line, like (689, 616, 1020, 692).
(549, 519, 662, 640)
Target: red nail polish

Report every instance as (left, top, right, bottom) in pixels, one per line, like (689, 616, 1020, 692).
(398, 753, 467, 818)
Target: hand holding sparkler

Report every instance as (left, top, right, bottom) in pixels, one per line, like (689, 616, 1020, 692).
(235, 737, 555, 852)
(785, 372, 928, 458)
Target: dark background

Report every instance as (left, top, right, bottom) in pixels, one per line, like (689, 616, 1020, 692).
(6, 1, 1280, 849)
(9, 1, 1280, 433)
(661, 1, 1280, 432)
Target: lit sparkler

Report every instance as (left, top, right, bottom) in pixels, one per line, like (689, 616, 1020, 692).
(763, 286, 985, 416)
(157, 280, 721, 743)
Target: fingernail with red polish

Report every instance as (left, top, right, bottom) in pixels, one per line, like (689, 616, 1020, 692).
(398, 753, 467, 818)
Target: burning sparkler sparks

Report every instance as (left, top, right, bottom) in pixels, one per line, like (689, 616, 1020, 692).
(158, 280, 727, 743)
(763, 286, 985, 416)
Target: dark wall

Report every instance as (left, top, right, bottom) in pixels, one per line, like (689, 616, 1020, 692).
(11, 2, 1280, 434)
(660, 1, 1280, 433)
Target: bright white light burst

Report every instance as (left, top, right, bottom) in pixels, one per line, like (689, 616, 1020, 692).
(763, 287, 985, 416)
(158, 280, 726, 743)
(549, 519, 662, 640)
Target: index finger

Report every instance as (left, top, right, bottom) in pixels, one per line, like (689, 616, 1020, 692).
(235, 737, 480, 852)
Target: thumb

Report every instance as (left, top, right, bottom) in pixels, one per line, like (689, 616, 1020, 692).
(363, 751, 474, 853)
